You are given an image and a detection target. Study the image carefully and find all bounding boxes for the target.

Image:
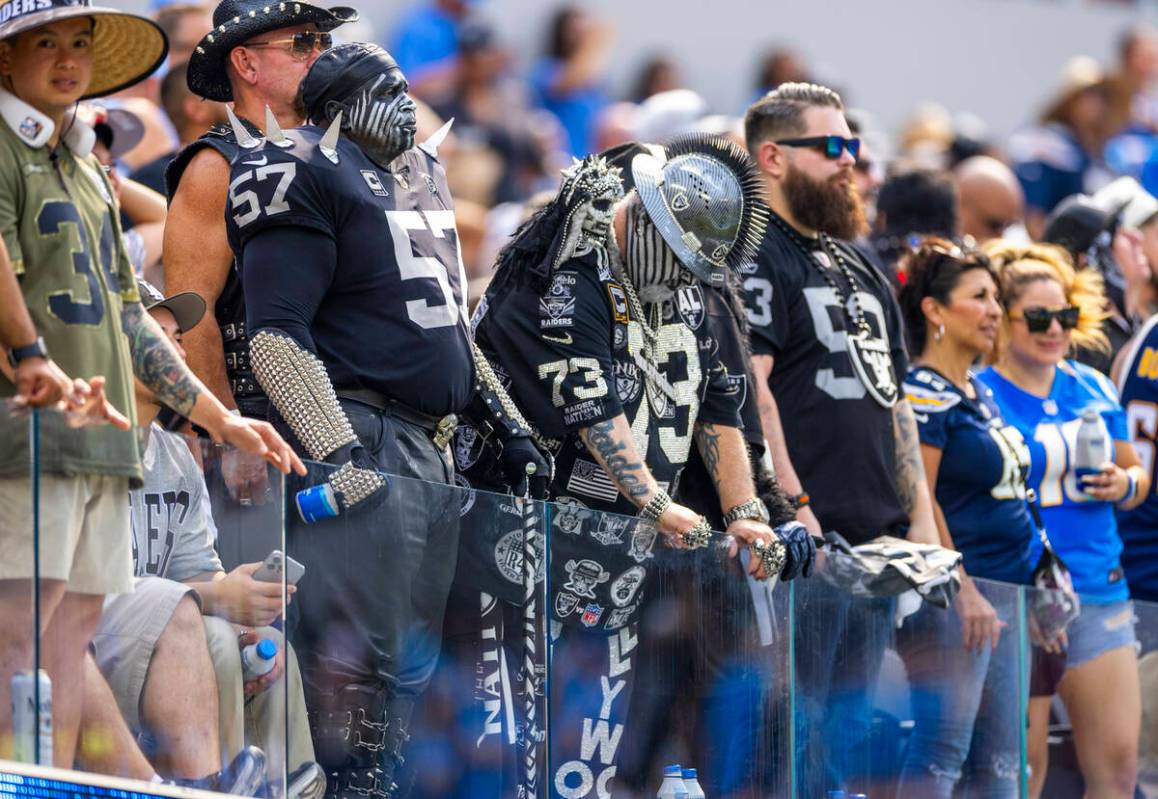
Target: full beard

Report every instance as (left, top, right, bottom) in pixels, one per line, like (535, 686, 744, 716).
(783, 164, 867, 241)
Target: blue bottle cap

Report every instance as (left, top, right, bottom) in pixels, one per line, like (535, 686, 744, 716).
(663, 764, 683, 777)
(682, 768, 697, 779)
(296, 483, 339, 524)
(255, 639, 277, 660)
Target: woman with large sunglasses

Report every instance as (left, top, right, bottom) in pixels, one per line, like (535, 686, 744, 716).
(978, 242, 1148, 798)
(894, 239, 1036, 798)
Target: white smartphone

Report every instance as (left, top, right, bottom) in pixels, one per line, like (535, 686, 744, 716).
(253, 550, 306, 586)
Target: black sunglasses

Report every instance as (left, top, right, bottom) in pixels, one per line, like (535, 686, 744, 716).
(245, 31, 333, 59)
(1009, 305, 1080, 333)
(775, 135, 861, 160)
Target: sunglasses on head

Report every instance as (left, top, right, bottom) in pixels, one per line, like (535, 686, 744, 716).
(245, 31, 333, 59)
(775, 135, 861, 160)
(1009, 305, 1080, 333)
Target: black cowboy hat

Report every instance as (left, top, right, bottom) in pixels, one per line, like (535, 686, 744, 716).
(0, 0, 168, 99)
(186, 0, 357, 102)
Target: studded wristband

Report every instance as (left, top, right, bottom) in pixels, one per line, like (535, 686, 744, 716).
(640, 490, 672, 523)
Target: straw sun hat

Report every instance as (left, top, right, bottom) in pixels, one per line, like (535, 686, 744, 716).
(0, 0, 168, 99)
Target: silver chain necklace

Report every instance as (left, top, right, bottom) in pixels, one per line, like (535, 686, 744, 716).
(768, 211, 871, 335)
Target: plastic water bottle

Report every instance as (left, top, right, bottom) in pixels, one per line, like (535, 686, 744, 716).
(657, 764, 689, 798)
(682, 767, 705, 799)
(1074, 408, 1110, 492)
(241, 639, 278, 680)
(12, 670, 52, 765)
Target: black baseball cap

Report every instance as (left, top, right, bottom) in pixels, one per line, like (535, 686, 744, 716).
(137, 279, 206, 333)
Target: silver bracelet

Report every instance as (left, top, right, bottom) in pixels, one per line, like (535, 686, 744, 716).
(639, 490, 672, 523)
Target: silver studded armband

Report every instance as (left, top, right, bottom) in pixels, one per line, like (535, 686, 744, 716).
(249, 330, 357, 462)
(329, 460, 386, 508)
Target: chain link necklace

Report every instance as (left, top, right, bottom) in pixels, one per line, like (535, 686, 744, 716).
(768, 211, 870, 335)
(767, 210, 898, 407)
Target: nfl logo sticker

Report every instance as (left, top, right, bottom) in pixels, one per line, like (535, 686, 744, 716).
(19, 116, 42, 141)
(580, 602, 604, 627)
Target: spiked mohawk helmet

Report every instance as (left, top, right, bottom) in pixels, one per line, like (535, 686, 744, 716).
(631, 134, 768, 287)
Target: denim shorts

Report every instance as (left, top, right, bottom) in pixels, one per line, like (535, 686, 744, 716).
(1031, 599, 1137, 696)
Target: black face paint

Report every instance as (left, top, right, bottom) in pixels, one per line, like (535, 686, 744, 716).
(344, 68, 417, 167)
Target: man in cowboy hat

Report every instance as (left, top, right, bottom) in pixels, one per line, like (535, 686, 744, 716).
(163, 0, 356, 509)
(0, 0, 304, 771)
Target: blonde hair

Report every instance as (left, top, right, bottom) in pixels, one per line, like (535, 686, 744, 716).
(981, 240, 1109, 362)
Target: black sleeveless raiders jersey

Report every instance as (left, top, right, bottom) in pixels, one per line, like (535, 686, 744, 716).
(472, 253, 742, 518)
(167, 121, 268, 418)
(224, 127, 475, 417)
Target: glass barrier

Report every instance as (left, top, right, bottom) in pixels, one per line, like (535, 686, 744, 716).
(792, 557, 1026, 799)
(1137, 597, 1158, 799)
(0, 403, 40, 769)
(9, 408, 292, 797)
(284, 460, 793, 799)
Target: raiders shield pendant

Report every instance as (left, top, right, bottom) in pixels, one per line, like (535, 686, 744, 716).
(846, 329, 899, 408)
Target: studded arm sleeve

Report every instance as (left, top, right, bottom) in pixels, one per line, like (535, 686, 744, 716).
(250, 330, 384, 515)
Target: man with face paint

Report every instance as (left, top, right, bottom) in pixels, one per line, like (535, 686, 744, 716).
(222, 42, 547, 799)
(465, 138, 815, 797)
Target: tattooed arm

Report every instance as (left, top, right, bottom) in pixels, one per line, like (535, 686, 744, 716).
(693, 422, 759, 517)
(578, 414, 700, 540)
(120, 301, 305, 475)
(893, 399, 938, 544)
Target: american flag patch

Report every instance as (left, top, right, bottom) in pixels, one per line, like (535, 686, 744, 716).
(566, 459, 619, 502)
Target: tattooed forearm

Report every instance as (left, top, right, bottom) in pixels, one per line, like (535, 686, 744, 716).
(893, 399, 928, 516)
(580, 417, 653, 504)
(121, 302, 201, 417)
(695, 422, 723, 487)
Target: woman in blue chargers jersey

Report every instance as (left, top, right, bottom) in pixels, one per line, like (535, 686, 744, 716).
(894, 239, 1036, 798)
(979, 242, 1149, 799)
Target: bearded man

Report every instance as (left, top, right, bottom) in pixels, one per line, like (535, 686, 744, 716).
(741, 83, 938, 796)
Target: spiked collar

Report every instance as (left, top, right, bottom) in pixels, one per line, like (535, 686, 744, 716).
(0, 89, 95, 155)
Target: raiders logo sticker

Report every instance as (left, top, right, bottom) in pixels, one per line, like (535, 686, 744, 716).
(614, 360, 642, 405)
(541, 271, 577, 328)
(553, 496, 589, 535)
(494, 529, 546, 585)
(555, 592, 580, 617)
(590, 515, 632, 547)
(452, 424, 486, 471)
(607, 283, 630, 324)
(846, 328, 899, 408)
(676, 285, 705, 329)
(609, 566, 645, 607)
(726, 372, 748, 407)
(563, 559, 610, 599)
(454, 473, 476, 517)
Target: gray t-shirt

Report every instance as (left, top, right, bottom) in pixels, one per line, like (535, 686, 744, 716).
(129, 425, 223, 582)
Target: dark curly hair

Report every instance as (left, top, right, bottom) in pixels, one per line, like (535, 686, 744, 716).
(896, 237, 998, 356)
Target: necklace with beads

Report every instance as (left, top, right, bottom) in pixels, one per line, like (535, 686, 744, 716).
(768, 211, 899, 408)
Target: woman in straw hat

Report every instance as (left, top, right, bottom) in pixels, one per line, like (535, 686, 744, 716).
(0, 0, 303, 785)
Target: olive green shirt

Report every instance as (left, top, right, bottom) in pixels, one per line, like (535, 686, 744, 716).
(0, 94, 141, 485)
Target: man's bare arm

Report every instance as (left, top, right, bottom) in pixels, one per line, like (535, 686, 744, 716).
(693, 421, 758, 513)
(893, 399, 938, 544)
(163, 148, 237, 409)
(0, 238, 36, 351)
(751, 353, 821, 533)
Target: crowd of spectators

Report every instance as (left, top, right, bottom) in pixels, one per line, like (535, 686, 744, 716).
(7, 0, 1158, 798)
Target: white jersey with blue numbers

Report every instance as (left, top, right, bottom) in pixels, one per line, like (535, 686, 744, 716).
(979, 361, 1130, 603)
(1115, 315, 1158, 601)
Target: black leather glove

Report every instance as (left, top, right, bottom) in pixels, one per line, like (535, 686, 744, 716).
(774, 520, 817, 580)
(500, 435, 551, 499)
